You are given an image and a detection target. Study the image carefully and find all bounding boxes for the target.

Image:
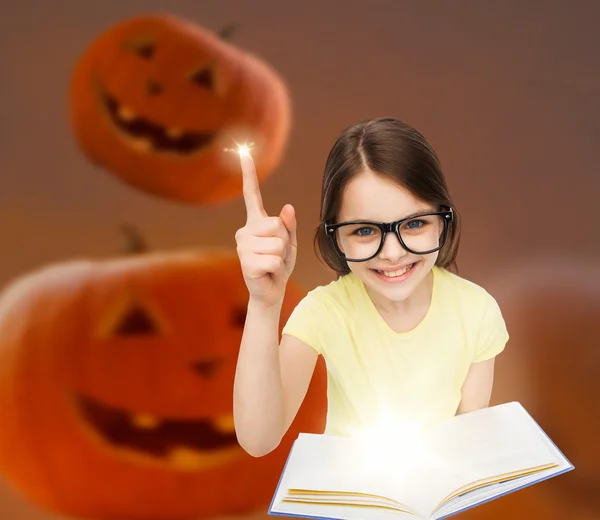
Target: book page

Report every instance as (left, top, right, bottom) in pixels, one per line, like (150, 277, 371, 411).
(434, 465, 562, 519)
(283, 433, 418, 508)
(433, 411, 573, 519)
(279, 432, 474, 517)
(419, 402, 563, 514)
(271, 500, 420, 520)
(273, 403, 564, 519)
(270, 438, 424, 519)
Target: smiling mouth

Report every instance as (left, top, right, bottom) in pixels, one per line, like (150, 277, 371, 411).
(76, 393, 241, 469)
(101, 90, 216, 155)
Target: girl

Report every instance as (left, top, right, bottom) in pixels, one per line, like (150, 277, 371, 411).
(233, 117, 509, 457)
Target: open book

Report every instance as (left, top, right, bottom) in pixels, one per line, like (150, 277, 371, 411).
(268, 402, 573, 520)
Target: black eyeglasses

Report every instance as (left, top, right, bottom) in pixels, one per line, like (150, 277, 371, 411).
(324, 209, 454, 262)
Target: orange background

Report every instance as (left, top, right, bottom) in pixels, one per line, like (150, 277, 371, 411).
(1, 1, 598, 519)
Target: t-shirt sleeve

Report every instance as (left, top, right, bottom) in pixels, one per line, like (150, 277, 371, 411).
(281, 290, 325, 355)
(473, 293, 509, 363)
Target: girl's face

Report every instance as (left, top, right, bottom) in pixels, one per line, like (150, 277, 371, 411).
(336, 170, 442, 305)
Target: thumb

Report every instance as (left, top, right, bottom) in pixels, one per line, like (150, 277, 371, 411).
(279, 204, 297, 248)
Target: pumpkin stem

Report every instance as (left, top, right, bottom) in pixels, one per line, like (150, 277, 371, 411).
(218, 24, 237, 40)
(120, 224, 148, 254)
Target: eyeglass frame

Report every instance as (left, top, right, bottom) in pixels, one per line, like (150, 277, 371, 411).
(324, 208, 454, 262)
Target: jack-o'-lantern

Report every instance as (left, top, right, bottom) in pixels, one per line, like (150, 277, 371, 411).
(461, 259, 600, 520)
(69, 14, 291, 205)
(0, 232, 326, 519)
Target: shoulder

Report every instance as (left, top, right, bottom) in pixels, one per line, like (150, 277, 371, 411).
(434, 267, 507, 333)
(435, 267, 509, 360)
(299, 272, 362, 312)
(435, 266, 499, 308)
(281, 273, 360, 355)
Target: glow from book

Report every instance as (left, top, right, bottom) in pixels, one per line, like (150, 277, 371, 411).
(352, 409, 435, 471)
(269, 402, 574, 520)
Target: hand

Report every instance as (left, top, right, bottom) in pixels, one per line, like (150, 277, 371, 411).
(235, 151, 298, 308)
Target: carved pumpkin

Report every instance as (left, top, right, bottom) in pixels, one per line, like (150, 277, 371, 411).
(461, 259, 600, 520)
(0, 234, 326, 519)
(69, 14, 291, 205)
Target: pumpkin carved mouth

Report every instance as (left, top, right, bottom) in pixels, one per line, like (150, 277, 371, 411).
(101, 90, 216, 154)
(76, 393, 241, 468)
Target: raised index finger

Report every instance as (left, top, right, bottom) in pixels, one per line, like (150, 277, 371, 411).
(240, 151, 266, 221)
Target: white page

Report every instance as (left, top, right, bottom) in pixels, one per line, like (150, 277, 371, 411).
(435, 471, 548, 518)
(272, 403, 566, 520)
(277, 433, 484, 517)
(283, 433, 417, 508)
(271, 500, 421, 520)
(417, 402, 564, 515)
(270, 440, 424, 519)
(433, 421, 573, 519)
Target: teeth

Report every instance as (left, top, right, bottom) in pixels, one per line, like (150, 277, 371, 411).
(130, 413, 162, 430)
(130, 138, 153, 153)
(117, 105, 136, 122)
(128, 413, 235, 433)
(378, 264, 413, 277)
(166, 127, 183, 139)
(213, 414, 235, 434)
(167, 446, 205, 469)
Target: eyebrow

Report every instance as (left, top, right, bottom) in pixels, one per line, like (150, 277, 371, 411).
(340, 209, 438, 222)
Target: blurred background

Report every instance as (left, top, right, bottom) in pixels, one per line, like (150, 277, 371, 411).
(0, 0, 598, 519)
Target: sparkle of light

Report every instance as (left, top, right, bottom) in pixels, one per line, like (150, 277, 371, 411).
(238, 144, 251, 157)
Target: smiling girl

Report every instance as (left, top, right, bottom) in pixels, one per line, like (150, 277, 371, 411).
(233, 117, 509, 456)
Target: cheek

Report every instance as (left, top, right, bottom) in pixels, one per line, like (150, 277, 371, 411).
(422, 251, 439, 268)
(347, 263, 366, 277)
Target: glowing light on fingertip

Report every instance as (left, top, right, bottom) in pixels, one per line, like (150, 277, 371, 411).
(223, 140, 256, 157)
(238, 144, 251, 158)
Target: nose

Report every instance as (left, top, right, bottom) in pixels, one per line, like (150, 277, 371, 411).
(147, 79, 163, 95)
(378, 231, 408, 261)
(190, 357, 223, 379)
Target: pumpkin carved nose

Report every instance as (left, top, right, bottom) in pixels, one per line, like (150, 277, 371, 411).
(191, 358, 223, 379)
(147, 79, 163, 95)
(113, 303, 161, 336)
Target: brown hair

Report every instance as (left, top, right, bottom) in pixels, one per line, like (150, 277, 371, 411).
(313, 117, 461, 277)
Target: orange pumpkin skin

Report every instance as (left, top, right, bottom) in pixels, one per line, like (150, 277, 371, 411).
(69, 14, 291, 205)
(0, 249, 326, 519)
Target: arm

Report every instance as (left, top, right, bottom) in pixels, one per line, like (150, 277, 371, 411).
(455, 357, 496, 415)
(233, 299, 319, 457)
(233, 143, 319, 457)
(456, 290, 509, 415)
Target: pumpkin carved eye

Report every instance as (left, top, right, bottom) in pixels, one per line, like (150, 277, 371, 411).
(189, 67, 214, 90)
(114, 303, 161, 336)
(124, 39, 156, 59)
(97, 294, 167, 339)
(136, 43, 155, 59)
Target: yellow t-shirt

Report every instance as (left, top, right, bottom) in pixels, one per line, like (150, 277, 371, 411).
(281, 266, 509, 437)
